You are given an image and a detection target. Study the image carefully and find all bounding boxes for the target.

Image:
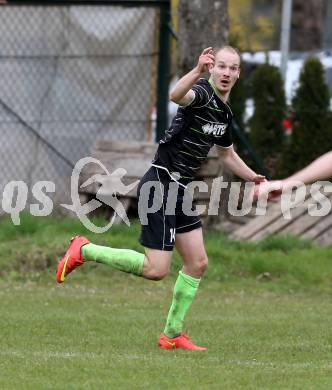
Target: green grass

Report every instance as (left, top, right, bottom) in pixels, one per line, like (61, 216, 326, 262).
(0, 213, 332, 389)
(1, 277, 332, 390)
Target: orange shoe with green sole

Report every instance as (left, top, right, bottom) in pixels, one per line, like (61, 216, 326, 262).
(158, 333, 207, 351)
(56, 236, 90, 283)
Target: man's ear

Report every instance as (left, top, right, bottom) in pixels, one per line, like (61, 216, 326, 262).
(208, 63, 214, 74)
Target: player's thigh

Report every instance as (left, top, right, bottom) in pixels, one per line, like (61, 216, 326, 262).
(175, 227, 208, 265)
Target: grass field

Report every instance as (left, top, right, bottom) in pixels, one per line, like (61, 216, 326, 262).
(0, 214, 332, 389)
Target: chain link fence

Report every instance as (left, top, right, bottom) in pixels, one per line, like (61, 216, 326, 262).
(0, 1, 168, 207)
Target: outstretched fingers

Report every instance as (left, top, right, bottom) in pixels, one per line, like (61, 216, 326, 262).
(201, 47, 213, 55)
(198, 47, 215, 71)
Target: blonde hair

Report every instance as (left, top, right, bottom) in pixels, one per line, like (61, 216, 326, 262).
(214, 45, 241, 64)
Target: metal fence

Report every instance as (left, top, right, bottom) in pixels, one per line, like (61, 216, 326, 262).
(0, 0, 170, 206)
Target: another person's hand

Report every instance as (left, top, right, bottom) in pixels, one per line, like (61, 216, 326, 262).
(253, 180, 283, 201)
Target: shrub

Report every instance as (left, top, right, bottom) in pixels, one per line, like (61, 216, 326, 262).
(249, 62, 286, 175)
(279, 57, 332, 176)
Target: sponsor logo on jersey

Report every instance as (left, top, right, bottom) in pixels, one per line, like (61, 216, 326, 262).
(202, 123, 228, 136)
(212, 99, 218, 108)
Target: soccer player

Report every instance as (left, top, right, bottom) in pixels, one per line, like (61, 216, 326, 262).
(57, 46, 265, 350)
(255, 151, 332, 198)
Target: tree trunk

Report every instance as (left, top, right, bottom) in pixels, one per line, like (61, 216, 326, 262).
(177, 0, 229, 225)
(178, 0, 229, 75)
(290, 0, 323, 51)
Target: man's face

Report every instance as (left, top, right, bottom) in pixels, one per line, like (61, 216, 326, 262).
(209, 49, 240, 94)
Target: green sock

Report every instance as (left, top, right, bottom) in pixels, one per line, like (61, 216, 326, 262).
(163, 270, 201, 338)
(82, 243, 144, 276)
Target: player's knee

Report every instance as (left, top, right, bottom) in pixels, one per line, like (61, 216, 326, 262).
(143, 253, 170, 281)
(149, 268, 169, 281)
(196, 255, 208, 275)
(144, 258, 169, 280)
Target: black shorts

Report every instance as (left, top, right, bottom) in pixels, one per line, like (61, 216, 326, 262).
(137, 166, 202, 251)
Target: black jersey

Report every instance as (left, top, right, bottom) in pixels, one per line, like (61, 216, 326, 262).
(152, 78, 233, 185)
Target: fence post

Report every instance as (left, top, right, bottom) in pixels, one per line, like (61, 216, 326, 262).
(156, 0, 170, 142)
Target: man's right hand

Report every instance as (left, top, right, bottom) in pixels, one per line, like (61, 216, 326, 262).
(196, 47, 215, 74)
(169, 47, 214, 105)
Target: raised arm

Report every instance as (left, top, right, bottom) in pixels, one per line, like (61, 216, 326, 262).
(169, 47, 214, 106)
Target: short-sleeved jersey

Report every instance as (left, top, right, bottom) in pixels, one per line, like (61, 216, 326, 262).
(152, 78, 233, 185)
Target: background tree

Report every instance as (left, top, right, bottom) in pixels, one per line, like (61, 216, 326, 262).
(177, 0, 230, 220)
(290, 0, 323, 51)
(249, 63, 286, 176)
(279, 57, 332, 176)
(228, 34, 246, 130)
(228, 0, 328, 51)
(228, 69, 246, 129)
(229, 0, 280, 50)
(228, 34, 249, 159)
(178, 0, 229, 75)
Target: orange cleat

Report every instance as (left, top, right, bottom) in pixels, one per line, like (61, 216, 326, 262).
(158, 333, 207, 351)
(56, 236, 90, 283)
